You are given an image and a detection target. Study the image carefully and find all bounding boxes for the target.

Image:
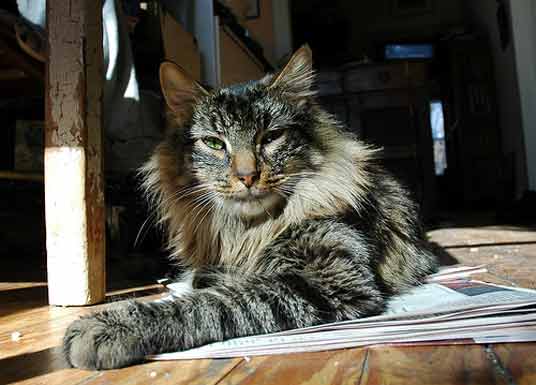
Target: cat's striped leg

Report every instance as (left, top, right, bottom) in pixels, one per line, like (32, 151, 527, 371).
(63, 254, 384, 370)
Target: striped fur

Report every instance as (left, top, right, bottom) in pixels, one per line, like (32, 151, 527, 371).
(63, 46, 438, 369)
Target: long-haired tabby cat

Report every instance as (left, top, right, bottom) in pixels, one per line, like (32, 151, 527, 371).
(64, 45, 438, 370)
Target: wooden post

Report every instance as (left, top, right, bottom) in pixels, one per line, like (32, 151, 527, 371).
(45, 0, 105, 305)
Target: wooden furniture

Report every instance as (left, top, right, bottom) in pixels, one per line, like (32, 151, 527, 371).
(44, 0, 106, 306)
(159, 5, 201, 82)
(0, 10, 45, 182)
(219, 24, 265, 86)
(317, 62, 436, 218)
(442, 38, 504, 204)
(0, 15, 44, 96)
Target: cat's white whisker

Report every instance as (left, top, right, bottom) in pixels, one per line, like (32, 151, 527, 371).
(133, 212, 158, 248)
(188, 193, 216, 219)
(192, 199, 216, 236)
(188, 192, 217, 228)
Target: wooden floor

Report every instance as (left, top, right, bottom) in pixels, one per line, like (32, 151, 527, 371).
(1, 221, 536, 384)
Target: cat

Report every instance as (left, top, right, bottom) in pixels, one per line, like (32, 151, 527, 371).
(63, 45, 438, 370)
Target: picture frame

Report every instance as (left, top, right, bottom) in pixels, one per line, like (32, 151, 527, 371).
(246, 0, 260, 19)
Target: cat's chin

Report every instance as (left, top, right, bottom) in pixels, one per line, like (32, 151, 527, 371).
(225, 193, 284, 219)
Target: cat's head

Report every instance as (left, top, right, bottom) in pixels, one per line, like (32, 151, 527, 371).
(160, 45, 326, 220)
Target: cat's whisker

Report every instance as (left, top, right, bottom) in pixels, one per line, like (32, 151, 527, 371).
(285, 171, 320, 179)
(133, 211, 159, 248)
(159, 184, 211, 210)
(193, 199, 217, 236)
(135, 184, 204, 245)
(273, 187, 292, 197)
(191, 193, 220, 236)
(167, 184, 219, 214)
(188, 192, 216, 216)
(173, 185, 212, 201)
(188, 191, 217, 227)
(189, 190, 216, 206)
(181, 195, 208, 213)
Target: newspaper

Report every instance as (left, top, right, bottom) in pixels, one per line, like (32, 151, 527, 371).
(148, 266, 536, 360)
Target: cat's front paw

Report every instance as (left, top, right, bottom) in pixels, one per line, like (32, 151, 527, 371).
(63, 311, 145, 370)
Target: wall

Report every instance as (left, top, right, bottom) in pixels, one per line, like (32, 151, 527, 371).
(219, 26, 265, 85)
(244, 0, 276, 64)
(271, 0, 293, 65)
(291, 0, 464, 66)
(223, 0, 276, 65)
(340, 0, 465, 57)
(465, 0, 528, 198)
(510, 0, 536, 192)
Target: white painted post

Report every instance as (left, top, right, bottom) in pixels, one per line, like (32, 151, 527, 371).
(45, 0, 106, 305)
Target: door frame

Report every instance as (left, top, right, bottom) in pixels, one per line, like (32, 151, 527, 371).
(510, 0, 536, 191)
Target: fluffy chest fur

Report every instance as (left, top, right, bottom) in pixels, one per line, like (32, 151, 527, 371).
(140, 133, 375, 271)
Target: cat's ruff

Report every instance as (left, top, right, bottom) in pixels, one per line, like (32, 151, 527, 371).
(63, 45, 438, 370)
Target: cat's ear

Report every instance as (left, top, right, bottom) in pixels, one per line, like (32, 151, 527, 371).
(159, 61, 208, 122)
(269, 44, 315, 100)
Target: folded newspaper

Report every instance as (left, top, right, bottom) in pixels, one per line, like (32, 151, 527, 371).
(149, 265, 536, 360)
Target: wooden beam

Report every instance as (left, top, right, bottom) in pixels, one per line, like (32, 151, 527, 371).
(0, 78, 43, 98)
(0, 171, 44, 182)
(0, 37, 44, 81)
(45, 0, 105, 305)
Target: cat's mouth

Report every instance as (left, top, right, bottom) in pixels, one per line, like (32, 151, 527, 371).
(223, 189, 285, 218)
(231, 188, 271, 201)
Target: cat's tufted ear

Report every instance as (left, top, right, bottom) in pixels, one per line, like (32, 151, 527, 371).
(269, 44, 315, 100)
(160, 61, 208, 123)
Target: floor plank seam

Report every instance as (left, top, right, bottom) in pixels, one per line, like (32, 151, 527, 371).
(212, 358, 246, 385)
(72, 371, 103, 385)
(483, 344, 517, 385)
(442, 240, 536, 250)
(356, 349, 370, 385)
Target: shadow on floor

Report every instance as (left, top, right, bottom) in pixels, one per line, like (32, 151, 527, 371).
(428, 241, 459, 266)
(0, 346, 70, 384)
(0, 285, 48, 317)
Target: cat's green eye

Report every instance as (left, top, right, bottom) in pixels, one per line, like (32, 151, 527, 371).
(262, 129, 285, 145)
(202, 137, 225, 150)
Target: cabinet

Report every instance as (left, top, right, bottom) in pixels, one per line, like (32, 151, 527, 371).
(443, 39, 503, 204)
(317, 62, 436, 218)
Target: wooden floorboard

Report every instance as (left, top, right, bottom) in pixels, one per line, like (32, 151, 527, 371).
(361, 345, 510, 385)
(428, 224, 536, 289)
(78, 358, 244, 385)
(218, 350, 368, 385)
(492, 344, 536, 385)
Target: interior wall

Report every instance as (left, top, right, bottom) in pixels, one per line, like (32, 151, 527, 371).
(222, 0, 276, 65)
(510, 0, 536, 192)
(339, 0, 464, 58)
(243, 0, 275, 64)
(271, 0, 293, 65)
(291, 0, 464, 67)
(465, 0, 528, 198)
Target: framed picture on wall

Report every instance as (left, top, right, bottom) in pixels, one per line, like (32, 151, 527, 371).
(392, 0, 433, 16)
(246, 0, 260, 19)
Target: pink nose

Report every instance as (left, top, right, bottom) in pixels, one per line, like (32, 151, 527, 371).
(238, 173, 257, 188)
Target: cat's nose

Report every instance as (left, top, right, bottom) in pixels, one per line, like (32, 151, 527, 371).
(233, 151, 258, 188)
(237, 172, 258, 188)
